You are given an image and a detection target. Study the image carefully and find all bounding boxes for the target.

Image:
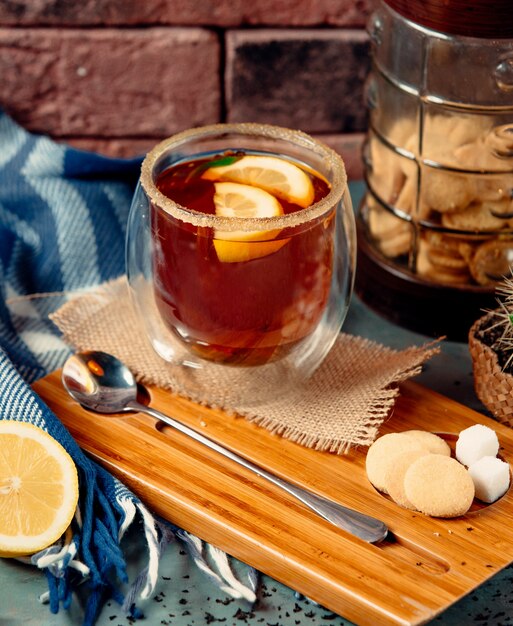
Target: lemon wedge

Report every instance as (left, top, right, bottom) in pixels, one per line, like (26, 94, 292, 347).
(213, 181, 288, 263)
(203, 155, 315, 208)
(0, 421, 79, 557)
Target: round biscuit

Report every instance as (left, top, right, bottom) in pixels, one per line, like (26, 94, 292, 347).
(369, 139, 405, 202)
(385, 449, 430, 510)
(365, 433, 424, 494)
(378, 230, 412, 258)
(426, 246, 469, 271)
(422, 168, 476, 213)
(404, 455, 475, 518)
(441, 201, 506, 232)
(469, 238, 513, 286)
(402, 430, 451, 456)
(368, 206, 409, 240)
(424, 231, 478, 256)
(417, 243, 471, 284)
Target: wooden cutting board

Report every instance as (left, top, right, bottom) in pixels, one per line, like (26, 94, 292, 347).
(33, 371, 513, 626)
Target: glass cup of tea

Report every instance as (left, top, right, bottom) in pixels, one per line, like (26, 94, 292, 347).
(126, 123, 356, 407)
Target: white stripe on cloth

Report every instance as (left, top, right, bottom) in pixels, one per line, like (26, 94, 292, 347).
(0, 112, 27, 170)
(21, 137, 101, 291)
(0, 353, 47, 428)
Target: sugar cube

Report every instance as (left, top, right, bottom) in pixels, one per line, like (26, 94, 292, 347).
(468, 456, 510, 503)
(455, 424, 499, 467)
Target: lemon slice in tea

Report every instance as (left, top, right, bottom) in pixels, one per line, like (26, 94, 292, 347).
(203, 155, 315, 208)
(213, 181, 288, 263)
(0, 421, 79, 557)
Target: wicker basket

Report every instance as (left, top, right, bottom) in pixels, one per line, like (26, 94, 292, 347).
(469, 311, 513, 427)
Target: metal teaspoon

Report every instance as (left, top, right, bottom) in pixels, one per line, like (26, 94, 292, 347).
(61, 350, 388, 543)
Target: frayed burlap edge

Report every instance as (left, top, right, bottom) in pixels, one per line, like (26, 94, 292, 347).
(50, 276, 440, 454)
(238, 339, 440, 454)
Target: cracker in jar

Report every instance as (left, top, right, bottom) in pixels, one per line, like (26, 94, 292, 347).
(426, 246, 469, 271)
(378, 230, 412, 258)
(424, 231, 478, 260)
(441, 201, 507, 232)
(368, 204, 405, 239)
(477, 179, 513, 204)
(369, 137, 405, 203)
(484, 123, 513, 159)
(423, 231, 471, 271)
(417, 240, 471, 285)
(368, 202, 412, 258)
(388, 117, 417, 148)
(424, 115, 491, 161)
(482, 197, 513, 219)
(448, 116, 492, 150)
(395, 173, 432, 220)
(421, 167, 476, 213)
(453, 136, 513, 209)
(469, 238, 513, 285)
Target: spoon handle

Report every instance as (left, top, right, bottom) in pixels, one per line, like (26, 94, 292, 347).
(128, 400, 388, 543)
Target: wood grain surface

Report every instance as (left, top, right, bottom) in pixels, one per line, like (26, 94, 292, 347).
(33, 371, 513, 626)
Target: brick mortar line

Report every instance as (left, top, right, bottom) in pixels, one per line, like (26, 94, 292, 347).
(57, 132, 366, 139)
(0, 23, 366, 31)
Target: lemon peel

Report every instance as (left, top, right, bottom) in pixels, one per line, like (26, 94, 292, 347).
(203, 155, 315, 208)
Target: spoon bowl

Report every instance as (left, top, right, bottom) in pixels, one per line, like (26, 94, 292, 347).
(62, 350, 388, 544)
(63, 351, 138, 414)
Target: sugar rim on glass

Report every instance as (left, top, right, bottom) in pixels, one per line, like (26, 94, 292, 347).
(140, 123, 348, 233)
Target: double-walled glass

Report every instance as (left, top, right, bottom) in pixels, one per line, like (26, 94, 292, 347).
(126, 123, 355, 407)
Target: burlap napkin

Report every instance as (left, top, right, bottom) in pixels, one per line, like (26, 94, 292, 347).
(50, 277, 439, 454)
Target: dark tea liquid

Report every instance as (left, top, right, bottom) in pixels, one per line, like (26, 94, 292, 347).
(152, 152, 333, 365)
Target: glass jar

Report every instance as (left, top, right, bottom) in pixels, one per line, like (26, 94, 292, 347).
(357, 0, 513, 340)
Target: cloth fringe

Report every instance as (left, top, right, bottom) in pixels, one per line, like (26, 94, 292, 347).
(176, 530, 258, 604)
(29, 475, 175, 625)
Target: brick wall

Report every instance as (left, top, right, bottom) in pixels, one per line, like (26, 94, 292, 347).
(0, 0, 372, 179)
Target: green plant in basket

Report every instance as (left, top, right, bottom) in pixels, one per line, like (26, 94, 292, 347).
(478, 274, 513, 373)
(469, 272, 513, 424)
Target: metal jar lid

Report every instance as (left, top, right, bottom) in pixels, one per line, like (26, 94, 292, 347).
(383, 0, 513, 39)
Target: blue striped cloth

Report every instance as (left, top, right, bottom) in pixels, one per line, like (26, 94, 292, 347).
(0, 111, 170, 624)
(0, 111, 258, 624)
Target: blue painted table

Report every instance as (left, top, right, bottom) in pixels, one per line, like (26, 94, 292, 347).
(4, 293, 512, 626)
(2, 183, 512, 626)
